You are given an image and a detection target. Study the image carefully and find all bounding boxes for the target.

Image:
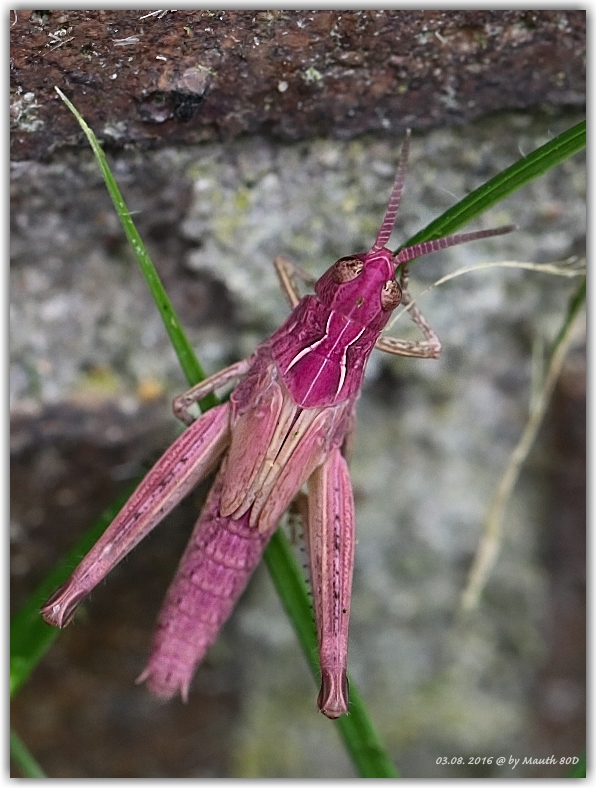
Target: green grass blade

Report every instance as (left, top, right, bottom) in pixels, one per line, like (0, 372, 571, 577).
(265, 531, 399, 777)
(10, 729, 46, 778)
(336, 683, 399, 778)
(567, 751, 586, 778)
(403, 120, 586, 249)
(54, 87, 216, 408)
(263, 530, 319, 659)
(10, 485, 136, 697)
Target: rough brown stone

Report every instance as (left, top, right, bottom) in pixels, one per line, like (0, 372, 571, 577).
(10, 9, 585, 160)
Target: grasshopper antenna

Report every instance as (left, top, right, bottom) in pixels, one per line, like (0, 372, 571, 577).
(370, 129, 516, 262)
(370, 129, 411, 253)
(394, 224, 516, 265)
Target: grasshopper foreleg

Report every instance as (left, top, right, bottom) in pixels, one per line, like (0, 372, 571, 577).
(173, 358, 253, 426)
(273, 255, 318, 309)
(375, 263, 442, 359)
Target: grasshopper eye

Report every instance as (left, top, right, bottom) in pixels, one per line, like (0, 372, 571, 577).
(380, 279, 402, 311)
(332, 256, 364, 284)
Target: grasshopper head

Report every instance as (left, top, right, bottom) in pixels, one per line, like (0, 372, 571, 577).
(314, 247, 401, 333)
(314, 131, 514, 332)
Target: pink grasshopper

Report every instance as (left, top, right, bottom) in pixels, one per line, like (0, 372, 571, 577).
(41, 132, 513, 718)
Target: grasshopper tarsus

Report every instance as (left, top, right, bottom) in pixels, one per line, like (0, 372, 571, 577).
(318, 667, 350, 719)
(41, 580, 83, 628)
